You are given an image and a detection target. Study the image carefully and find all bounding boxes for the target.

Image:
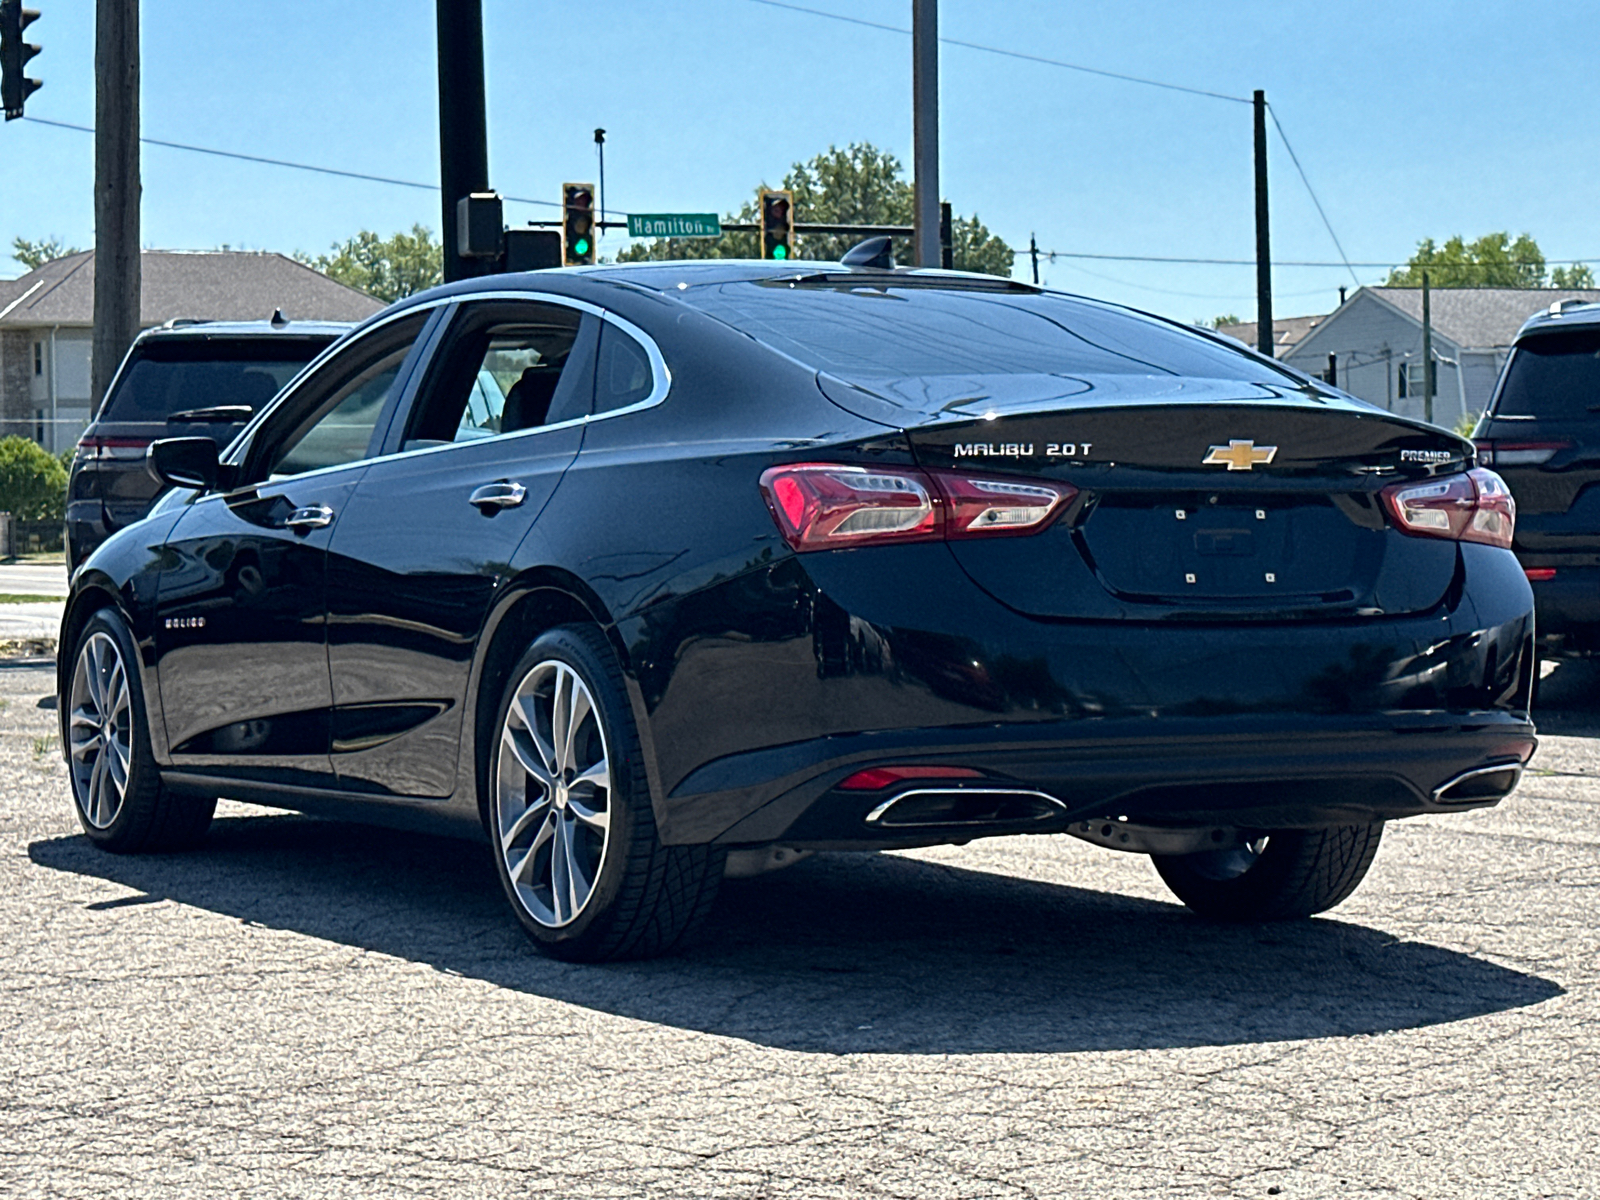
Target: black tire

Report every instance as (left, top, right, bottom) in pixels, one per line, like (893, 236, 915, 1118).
(1152, 822, 1383, 921)
(63, 609, 216, 853)
(487, 624, 724, 962)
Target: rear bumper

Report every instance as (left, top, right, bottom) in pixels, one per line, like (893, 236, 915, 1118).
(628, 542, 1537, 847)
(706, 711, 1537, 848)
(1522, 563, 1600, 647)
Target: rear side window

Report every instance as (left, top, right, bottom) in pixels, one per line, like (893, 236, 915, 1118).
(1495, 330, 1600, 420)
(593, 323, 655, 415)
(676, 281, 1296, 401)
(101, 338, 325, 423)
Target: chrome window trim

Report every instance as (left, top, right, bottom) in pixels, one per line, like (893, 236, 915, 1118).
(200, 288, 671, 498)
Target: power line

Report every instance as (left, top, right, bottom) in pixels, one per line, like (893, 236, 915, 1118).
(1021, 247, 1600, 270)
(21, 115, 561, 208)
(741, 0, 1250, 104)
(1266, 106, 1359, 286)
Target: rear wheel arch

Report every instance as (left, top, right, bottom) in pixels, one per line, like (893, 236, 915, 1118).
(468, 573, 649, 828)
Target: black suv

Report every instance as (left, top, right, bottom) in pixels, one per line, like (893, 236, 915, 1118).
(65, 318, 349, 571)
(1475, 299, 1600, 655)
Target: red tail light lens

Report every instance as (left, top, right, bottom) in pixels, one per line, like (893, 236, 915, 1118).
(759, 463, 1074, 552)
(1380, 468, 1516, 549)
(1525, 567, 1557, 582)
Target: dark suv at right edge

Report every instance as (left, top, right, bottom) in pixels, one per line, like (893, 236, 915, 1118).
(1475, 299, 1600, 656)
(65, 318, 350, 571)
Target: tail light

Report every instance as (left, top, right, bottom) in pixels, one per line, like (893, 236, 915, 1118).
(759, 463, 1074, 551)
(75, 435, 153, 461)
(1525, 567, 1557, 582)
(1380, 468, 1515, 549)
(1474, 440, 1569, 467)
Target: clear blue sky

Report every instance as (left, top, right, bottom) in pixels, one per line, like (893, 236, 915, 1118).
(2, 1, 1596, 324)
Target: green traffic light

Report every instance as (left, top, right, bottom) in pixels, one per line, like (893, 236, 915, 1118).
(771, 244, 788, 260)
(575, 238, 590, 256)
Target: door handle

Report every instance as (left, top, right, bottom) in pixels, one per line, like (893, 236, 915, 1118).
(285, 504, 335, 532)
(469, 480, 528, 512)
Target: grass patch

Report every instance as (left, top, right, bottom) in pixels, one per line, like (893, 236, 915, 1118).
(0, 594, 62, 604)
(0, 637, 56, 659)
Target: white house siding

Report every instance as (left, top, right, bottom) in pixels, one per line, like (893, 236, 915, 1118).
(17, 329, 93, 453)
(1284, 291, 1466, 429)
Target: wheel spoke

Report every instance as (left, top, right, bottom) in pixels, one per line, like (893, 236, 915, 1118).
(562, 817, 589, 917)
(549, 818, 572, 923)
(565, 684, 592, 768)
(501, 722, 555, 792)
(500, 795, 551, 853)
(106, 736, 130, 790)
(567, 790, 609, 834)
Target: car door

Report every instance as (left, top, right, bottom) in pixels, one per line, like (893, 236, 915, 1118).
(323, 298, 599, 797)
(154, 311, 433, 789)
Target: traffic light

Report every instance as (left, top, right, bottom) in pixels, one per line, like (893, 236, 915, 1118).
(562, 182, 596, 266)
(760, 189, 794, 261)
(0, 0, 42, 121)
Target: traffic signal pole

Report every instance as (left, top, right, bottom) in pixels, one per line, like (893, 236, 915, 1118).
(1253, 89, 1273, 357)
(912, 0, 940, 268)
(92, 0, 139, 415)
(436, 0, 489, 283)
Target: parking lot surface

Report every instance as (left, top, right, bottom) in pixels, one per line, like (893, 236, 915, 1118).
(1, 657, 1595, 1198)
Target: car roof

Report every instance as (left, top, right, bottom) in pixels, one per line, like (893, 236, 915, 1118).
(1514, 299, 1600, 343)
(369, 259, 1040, 327)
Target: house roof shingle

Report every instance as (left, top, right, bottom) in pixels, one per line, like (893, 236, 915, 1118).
(0, 250, 383, 328)
(1215, 313, 1326, 357)
(1364, 286, 1600, 350)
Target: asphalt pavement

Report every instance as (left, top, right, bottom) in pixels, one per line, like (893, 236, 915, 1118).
(1, 657, 1595, 1198)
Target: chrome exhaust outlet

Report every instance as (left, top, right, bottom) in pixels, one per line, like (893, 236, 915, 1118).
(863, 787, 1068, 829)
(1432, 762, 1524, 806)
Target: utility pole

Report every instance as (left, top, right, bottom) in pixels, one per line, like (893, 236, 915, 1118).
(1030, 233, 1040, 285)
(912, 0, 939, 267)
(1253, 89, 1272, 357)
(1422, 270, 1433, 425)
(594, 128, 606, 225)
(92, 0, 139, 416)
(436, 0, 489, 284)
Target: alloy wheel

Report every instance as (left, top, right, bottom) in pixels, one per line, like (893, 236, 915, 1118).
(495, 659, 613, 928)
(69, 631, 133, 829)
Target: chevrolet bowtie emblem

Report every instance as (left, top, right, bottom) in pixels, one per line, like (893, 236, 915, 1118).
(1203, 440, 1278, 471)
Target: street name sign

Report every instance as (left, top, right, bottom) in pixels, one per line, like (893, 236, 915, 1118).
(626, 213, 722, 239)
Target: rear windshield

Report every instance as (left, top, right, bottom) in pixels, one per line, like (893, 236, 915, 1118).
(1495, 330, 1600, 421)
(677, 281, 1298, 395)
(101, 337, 329, 423)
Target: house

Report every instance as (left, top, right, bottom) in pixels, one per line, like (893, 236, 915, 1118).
(0, 250, 382, 452)
(1280, 286, 1600, 428)
(1215, 312, 1327, 358)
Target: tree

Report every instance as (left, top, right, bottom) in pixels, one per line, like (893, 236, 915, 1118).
(1384, 232, 1585, 289)
(0, 436, 68, 522)
(296, 225, 442, 304)
(618, 143, 1014, 277)
(12, 237, 84, 272)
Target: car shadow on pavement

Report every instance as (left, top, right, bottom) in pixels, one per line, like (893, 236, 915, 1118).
(30, 815, 1561, 1055)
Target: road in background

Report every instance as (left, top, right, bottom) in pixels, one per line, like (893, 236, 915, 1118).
(1, 658, 1595, 1198)
(0, 563, 69, 598)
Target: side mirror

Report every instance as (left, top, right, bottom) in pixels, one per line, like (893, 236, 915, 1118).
(147, 437, 223, 492)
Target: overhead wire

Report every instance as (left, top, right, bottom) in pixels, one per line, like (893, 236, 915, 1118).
(20, 115, 561, 208)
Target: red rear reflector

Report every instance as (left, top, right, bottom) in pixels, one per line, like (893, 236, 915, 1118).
(1525, 567, 1557, 581)
(838, 765, 985, 791)
(1380, 468, 1516, 550)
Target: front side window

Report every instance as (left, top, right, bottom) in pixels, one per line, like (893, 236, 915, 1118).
(402, 302, 589, 448)
(258, 313, 428, 479)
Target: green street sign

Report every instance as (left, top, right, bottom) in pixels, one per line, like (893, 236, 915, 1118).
(626, 213, 722, 239)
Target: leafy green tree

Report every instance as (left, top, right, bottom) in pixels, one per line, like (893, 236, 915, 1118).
(1386, 233, 1551, 288)
(296, 225, 442, 303)
(0, 436, 69, 521)
(12, 237, 84, 272)
(618, 143, 1014, 277)
(1552, 263, 1596, 288)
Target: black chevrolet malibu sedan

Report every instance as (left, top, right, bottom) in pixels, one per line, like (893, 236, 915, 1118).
(57, 258, 1537, 960)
